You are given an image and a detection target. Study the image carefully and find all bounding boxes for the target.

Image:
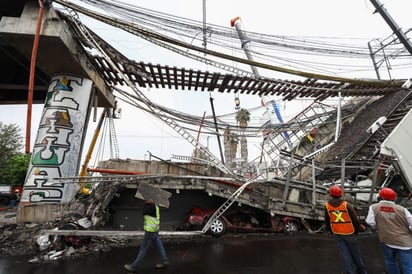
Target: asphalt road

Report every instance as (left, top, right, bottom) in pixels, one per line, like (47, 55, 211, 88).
(0, 232, 388, 274)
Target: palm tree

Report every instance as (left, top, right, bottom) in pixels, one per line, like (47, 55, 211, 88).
(235, 108, 250, 129)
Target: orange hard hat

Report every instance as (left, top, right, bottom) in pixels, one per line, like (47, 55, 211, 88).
(379, 188, 396, 201)
(330, 185, 343, 197)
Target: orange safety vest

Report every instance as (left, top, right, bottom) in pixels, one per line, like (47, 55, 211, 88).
(325, 201, 355, 235)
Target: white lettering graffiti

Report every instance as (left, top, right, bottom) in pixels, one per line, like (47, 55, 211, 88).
(22, 75, 92, 204)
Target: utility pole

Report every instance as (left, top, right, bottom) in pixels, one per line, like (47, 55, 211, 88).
(369, 0, 412, 56)
(230, 17, 259, 76)
(230, 17, 290, 146)
(202, 0, 207, 50)
(209, 96, 225, 164)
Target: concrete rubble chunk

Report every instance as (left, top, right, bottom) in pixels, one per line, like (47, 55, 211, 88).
(64, 246, 76, 256)
(136, 182, 172, 208)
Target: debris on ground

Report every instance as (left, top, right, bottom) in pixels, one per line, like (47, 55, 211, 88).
(0, 181, 129, 260)
(0, 181, 178, 263)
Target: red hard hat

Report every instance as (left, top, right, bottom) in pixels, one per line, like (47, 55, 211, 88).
(379, 188, 396, 201)
(330, 185, 343, 197)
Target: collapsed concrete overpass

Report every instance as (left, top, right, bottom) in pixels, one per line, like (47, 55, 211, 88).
(2, 0, 411, 226)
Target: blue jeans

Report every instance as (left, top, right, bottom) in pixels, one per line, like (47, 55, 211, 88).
(333, 234, 368, 274)
(381, 243, 412, 274)
(9, 199, 16, 209)
(131, 231, 169, 269)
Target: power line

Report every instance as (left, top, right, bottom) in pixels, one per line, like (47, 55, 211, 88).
(70, 0, 411, 79)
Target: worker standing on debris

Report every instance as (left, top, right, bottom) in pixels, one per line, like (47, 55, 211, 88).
(366, 187, 412, 274)
(124, 199, 169, 273)
(325, 185, 368, 274)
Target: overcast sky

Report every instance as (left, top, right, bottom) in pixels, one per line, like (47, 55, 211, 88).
(1, 0, 411, 167)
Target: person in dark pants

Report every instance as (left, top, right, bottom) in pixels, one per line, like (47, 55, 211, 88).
(325, 185, 368, 274)
(366, 187, 412, 274)
(124, 199, 169, 273)
(9, 191, 17, 209)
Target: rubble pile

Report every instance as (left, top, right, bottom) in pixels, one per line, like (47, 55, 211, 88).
(0, 213, 131, 259)
(0, 223, 41, 256)
(0, 181, 130, 261)
(27, 231, 130, 263)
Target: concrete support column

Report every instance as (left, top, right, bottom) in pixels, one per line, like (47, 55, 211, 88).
(21, 74, 93, 207)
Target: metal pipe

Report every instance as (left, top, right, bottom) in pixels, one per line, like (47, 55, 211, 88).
(341, 158, 346, 196)
(79, 109, 107, 177)
(26, 0, 44, 153)
(86, 167, 145, 175)
(311, 159, 316, 210)
(334, 92, 342, 142)
(281, 149, 295, 209)
(369, 160, 379, 203)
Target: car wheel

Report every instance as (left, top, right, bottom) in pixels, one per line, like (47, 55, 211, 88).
(283, 221, 298, 235)
(208, 217, 226, 237)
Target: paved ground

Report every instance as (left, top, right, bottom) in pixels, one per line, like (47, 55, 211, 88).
(0, 232, 388, 274)
(0, 205, 390, 274)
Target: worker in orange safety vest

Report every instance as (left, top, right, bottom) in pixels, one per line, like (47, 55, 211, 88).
(325, 185, 368, 274)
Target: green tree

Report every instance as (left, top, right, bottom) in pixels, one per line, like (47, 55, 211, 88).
(2, 153, 30, 185)
(0, 122, 24, 184)
(235, 108, 251, 128)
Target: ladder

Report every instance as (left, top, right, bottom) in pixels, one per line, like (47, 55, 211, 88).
(162, 115, 234, 176)
(263, 102, 335, 173)
(171, 154, 212, 165)
(108, 116, 120, 159)
(201, 175, 259, 233)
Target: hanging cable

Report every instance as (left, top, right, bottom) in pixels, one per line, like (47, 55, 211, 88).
(54, 0, 410, 83)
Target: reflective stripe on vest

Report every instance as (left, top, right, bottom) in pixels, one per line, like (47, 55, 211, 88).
(325, 201, 355, 235)
(144, 205, 160, 232)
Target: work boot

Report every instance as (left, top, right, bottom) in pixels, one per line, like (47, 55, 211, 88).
(124, 264, 137, 273)
(155, 261, 169, 269)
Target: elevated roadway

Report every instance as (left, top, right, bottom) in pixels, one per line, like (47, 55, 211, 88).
(0, 0, 114, 106)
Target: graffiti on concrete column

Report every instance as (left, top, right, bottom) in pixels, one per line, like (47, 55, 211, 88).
(21, 75, 93, 204)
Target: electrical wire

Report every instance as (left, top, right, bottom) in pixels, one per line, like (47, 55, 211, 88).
(70, 0, 412, 79)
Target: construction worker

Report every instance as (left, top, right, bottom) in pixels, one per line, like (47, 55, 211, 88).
(366, 187, 412, 274)
(325, 185, 368, 274)
(124, 199, 169, 273)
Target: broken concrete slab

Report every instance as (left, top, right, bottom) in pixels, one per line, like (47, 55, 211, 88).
(135, 182, 172, 208)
